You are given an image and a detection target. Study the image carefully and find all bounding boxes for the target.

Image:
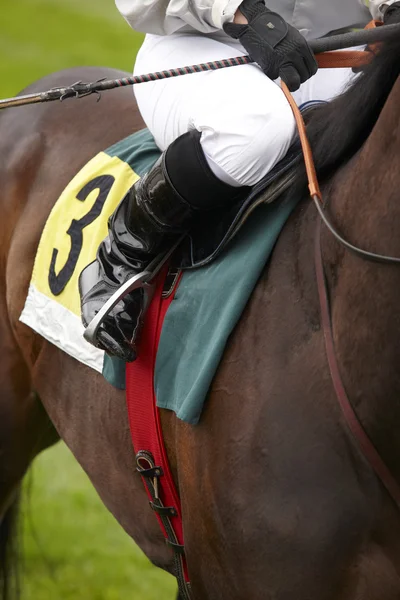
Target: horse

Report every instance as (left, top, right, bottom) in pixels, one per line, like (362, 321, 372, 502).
(1, 30, 400, 599)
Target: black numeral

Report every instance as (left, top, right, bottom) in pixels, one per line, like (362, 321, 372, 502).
(48, 174, 115, 295)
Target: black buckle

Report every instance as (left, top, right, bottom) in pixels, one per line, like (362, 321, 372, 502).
(138, 465, 164, 478)
(150, 502, 177, 517)
(165, 539, 185, 555)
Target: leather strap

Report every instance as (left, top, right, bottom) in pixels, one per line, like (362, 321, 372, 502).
(315, 220, 400, 509)
(316, 20, 381, 69)
(283, 46, 400, 509)
(317, 50, 372, 69)
(281, 81, 322, 199)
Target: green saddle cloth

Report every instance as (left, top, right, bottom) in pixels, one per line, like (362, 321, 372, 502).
(102, 129, 301, 424)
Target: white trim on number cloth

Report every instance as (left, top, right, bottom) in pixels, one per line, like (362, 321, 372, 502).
(20, 284, 105, 373)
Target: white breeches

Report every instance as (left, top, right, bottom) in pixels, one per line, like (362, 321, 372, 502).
(134, 33, 357, 187)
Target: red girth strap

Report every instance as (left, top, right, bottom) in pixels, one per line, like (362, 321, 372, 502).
(125, 269, 191, 597)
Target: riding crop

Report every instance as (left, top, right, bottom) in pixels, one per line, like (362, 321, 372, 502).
(1, 23, 400, 111)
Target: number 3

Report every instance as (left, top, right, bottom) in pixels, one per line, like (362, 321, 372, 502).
(48, 174, 115, 295)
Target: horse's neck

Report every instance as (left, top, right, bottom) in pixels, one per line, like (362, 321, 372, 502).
(322, 76, 400, 479)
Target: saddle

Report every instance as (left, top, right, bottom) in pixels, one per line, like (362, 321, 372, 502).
(175, 140, 302, 270)
(83, 125, 305, 346)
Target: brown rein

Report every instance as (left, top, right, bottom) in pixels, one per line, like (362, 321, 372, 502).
(314, 219, 400, 510)
(282, 48, 400, 509)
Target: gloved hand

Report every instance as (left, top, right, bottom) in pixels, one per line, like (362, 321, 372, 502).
(384, 2, 400, 24)
(223, 0, 317, 92)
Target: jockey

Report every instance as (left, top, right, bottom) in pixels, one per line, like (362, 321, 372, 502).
(79, 0, 400, 361)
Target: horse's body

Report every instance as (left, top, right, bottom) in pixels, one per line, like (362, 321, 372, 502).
(2, 38, 400, 598)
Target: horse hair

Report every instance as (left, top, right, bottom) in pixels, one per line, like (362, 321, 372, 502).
(297, 32, 400, 189)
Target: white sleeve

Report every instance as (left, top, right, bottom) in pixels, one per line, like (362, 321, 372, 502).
(115, 0, 243, 35)
(359, 0, 399, 20)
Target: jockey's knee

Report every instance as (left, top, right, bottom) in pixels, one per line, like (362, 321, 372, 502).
(198, 99, 296, 188)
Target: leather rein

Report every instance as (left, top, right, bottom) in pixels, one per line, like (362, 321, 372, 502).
(283, 45, 400, 509)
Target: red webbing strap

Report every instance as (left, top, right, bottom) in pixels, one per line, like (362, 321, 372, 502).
(125, 269, 189, 580)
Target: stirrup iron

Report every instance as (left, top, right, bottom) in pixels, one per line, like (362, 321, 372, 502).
(83, 235, 184, 347)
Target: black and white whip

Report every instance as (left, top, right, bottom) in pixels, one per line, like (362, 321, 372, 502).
(1, 23, 399, 110)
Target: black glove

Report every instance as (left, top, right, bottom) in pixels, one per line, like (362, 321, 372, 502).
(223, 0, 317, 92)
(384, 2, 400, 24)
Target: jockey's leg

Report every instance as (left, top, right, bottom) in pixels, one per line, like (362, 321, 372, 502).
(133, 33, 356, 185)
(79, 33, 356, 360)
(133, 32, 297, 186)
(79, 128, 248, 361)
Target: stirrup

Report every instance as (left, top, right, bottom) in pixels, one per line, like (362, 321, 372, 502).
(83, 235, 185, 347)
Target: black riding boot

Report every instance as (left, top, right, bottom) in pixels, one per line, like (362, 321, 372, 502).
(79, 130, 248, 362)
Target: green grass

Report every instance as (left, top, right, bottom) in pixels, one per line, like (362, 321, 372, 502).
(21, 444, 177, 599)
(1, 0, 144, 97)
(2, 3, 175, 598)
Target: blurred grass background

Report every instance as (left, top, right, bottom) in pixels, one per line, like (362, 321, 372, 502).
(21, 445, 177, 599)
(2, 1, 176, 598)
(1, 0, 143, 97)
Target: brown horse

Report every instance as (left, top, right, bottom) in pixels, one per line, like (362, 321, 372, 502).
(2, 32, 400, 598)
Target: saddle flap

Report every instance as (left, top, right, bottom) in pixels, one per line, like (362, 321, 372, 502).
(174, 141, 302, 270)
